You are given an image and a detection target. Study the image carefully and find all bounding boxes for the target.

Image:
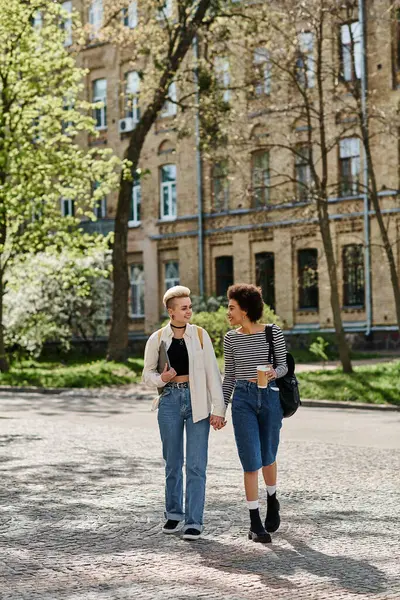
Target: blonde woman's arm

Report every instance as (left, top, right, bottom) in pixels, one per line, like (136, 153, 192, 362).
(202, 329, 226, 419)
(142, 332, 176, 388)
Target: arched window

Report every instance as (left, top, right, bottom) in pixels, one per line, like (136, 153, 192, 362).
(92, 78, 107, 130)
(165, 261, 179, 290)
(129, 174, 141, 226)
(343, 245, 365, 307)
(253, 47, 271, 96)
(251, 150, 270, 207)
(130, 264, 144, 317)
(212, 161, 229, 212)
(160, 164, 177, 220)
(125, 71, 140, 123)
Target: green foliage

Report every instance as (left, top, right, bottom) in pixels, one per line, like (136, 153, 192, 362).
(297, 361, 400, 405)
(0, 357, 144, 388)
(309, 336, 329, 364)
(191, 295, 228, 313)
(4, 246, 112, 356)
(0, 0, 121, 368)
(191, 306, 229, 356)
(190, 301, 283, 357)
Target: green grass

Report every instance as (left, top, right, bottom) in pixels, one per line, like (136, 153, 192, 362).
(290, 348, 383, 364)
(1, 354, 399, 407)
(0, 357, 144, 388)
(297, 361, 400, 405)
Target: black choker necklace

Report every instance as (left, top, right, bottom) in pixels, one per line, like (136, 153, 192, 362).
(171, 324, 186, 329)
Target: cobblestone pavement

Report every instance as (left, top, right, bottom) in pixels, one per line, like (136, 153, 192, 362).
(0, 384, 399, 600)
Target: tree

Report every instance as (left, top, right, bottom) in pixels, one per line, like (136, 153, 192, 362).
(338, 1, 400, 332)
(4, 246, 112, 357)
(0, 0, 121, 370)
(98, 0, 242, 361)
(195, 0, 355, 371)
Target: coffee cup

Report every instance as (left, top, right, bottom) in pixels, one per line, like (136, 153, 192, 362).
(257, 364, 273, 388)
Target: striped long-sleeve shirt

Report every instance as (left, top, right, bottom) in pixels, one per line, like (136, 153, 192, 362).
(222, 324, 288, 406)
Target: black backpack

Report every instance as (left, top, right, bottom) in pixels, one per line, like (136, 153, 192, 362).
(265, 325, 301, 418)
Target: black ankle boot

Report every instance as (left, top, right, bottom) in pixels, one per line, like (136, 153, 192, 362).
(265, 493, 280, 533)
(249, 508, 272, 543)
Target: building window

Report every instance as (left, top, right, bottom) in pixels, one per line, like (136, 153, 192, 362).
(88, 0, 103, 38)
(295, 144, 312, 201)
(298, 248, 318, 310)
(339, 137, 360, 197)
(251, 150, 270, 207)
(92, 182, 107, 218)
(253, 47, 271, 96)
(123, 1, 138, 28)
(129, 175, 141, 226)
(125, 71, 140, 122)
(160, 164, 177, 220)
(130, 264, 145, 317)
(32, 11, 43, 31)
(94, 197, 107, 219)
(212, 161, 229, 212)
(296, 32, 314, 88)
(61, 198, 74, 217)
(340, 21, 361, 82)
(93, 79, 107, 130)
(343, 244, 365, 307)
(160, 82, 177, 118)
(215, 57, 230, 103)
(165, 261, 180, 290)
(255, 252, 275, 310)
(61, 1, 72, 46)
(215, 256, 234, 297)
(157, 0, 173, 20)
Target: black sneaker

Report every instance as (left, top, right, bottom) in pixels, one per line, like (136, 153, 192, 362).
(162, 519, 183, 534)
(248, 528, 272, 543)
(265, 493, 280, 533)
(182, 528, 202, 540)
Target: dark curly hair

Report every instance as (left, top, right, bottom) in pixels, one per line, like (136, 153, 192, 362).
(227, 283, 264, 323)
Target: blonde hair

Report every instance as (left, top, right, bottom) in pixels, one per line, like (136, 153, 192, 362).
(163, 285, 191, 309)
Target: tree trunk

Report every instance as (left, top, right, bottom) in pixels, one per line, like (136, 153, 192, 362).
(107, 0, 213, 361)
(314, 15, 353, 374)
(0, 269, 9, 373)
(107, 174, 134, 362)
(317, 203, 353, 374)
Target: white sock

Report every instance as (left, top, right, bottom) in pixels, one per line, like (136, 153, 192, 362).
(247, 499, 259, 510)
(266, 485, 277, 496)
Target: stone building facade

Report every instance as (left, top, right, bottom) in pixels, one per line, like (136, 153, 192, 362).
(69, 0, 399, 343)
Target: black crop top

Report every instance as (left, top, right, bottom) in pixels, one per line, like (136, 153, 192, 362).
(167, 338, 189, 376)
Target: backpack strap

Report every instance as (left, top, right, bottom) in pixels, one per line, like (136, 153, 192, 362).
(196, 325, 204, 349)
(157, 327, 167, 345)
(265, 325, 275, 366)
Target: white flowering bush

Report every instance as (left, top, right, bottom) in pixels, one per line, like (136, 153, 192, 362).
(4, 248, 112, 356)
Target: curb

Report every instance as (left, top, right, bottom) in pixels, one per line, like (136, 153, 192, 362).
(0, 385, 398, 411)
(0, 386, 68, 395)
(301, 399, 400, 412)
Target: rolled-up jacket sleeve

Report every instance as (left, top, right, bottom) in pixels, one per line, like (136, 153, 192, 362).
(142, 332, 167, 389)
(202, 329, 226, 418)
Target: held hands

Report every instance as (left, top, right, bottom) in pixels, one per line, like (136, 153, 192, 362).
(210, 414, 226, 431)
(161, 362, 177, 383)
(266, 368, 277, 383)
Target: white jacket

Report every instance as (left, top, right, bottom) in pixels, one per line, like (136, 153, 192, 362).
(142, 323, 226, 423)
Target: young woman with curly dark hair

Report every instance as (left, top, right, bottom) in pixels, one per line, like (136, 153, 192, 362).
(223, 283, 288, 543)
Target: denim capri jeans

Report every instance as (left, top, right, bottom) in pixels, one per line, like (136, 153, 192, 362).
(232, 380, 283, 472)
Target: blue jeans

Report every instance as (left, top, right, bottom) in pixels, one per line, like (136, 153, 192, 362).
(157, 385, 210, 533)
(232, 380, 283, 472)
